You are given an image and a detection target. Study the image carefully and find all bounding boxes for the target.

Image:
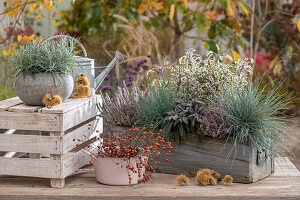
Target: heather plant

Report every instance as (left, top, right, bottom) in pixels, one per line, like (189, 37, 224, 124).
(11, 37, 78, 78)
(98, 83, 143, 127)
(214, 80, 293, 157)
(137, 86, 176, 130)
(159, 48, 254, 103)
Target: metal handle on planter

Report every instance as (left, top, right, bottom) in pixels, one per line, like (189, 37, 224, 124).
(257, 149, 268, 165)
(42, 35, 87, 57)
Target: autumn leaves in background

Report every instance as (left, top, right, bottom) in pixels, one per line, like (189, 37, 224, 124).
(176, 169, 233, 186)
(42, 74, 91, 109)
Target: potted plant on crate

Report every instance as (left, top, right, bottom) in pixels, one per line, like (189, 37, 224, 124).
(11, 37, 78, 106)
(79, 123, 173, 185)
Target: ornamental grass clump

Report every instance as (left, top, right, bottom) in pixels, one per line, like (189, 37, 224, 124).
(11, 37, 78, 78)
(98, 83, 143, 127)
(214, 80, 293, 157)
(137, 86, 176, 130)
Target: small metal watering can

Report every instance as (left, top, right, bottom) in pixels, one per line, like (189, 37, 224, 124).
(43, 35, 124, 95)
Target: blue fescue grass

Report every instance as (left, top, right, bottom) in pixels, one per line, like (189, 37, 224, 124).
(137, 85, 176, 130)
(215, 80, 295, 158)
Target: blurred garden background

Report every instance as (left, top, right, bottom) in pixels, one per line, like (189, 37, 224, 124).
(0, 0, 300, 168)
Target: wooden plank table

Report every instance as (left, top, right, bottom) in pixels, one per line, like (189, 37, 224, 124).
(0, 157, 299, 200)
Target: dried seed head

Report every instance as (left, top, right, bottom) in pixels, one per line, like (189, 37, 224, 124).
(176, 174, 189, 185)
(222, 175, 233, 185)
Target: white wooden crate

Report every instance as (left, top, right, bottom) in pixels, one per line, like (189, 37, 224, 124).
(0, 96, 102, 188)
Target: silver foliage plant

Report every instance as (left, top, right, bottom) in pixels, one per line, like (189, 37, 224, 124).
(98, 83, 143, 127)
(163, 48, 254, 103)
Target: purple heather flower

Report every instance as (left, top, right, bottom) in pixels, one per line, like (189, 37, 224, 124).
(142, 64, 149, 70)
(125, 68, 138, 74)
(100, 86, 113, 92)
(128, 75, 135, 81)
(124, 80, 133, 87)
(105, 74, 110, 80)
(140, 83, 144, 89)
(135, 59, 147, 69)
(146, 54, 151, 58)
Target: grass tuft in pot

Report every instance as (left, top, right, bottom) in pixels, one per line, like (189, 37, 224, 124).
(11, 37, 78, 78)
(214, 80, 294, 157)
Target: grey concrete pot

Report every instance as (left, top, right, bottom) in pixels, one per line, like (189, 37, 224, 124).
(14, 73, 74, 106)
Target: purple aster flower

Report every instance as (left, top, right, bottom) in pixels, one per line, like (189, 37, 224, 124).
(125, 68, 138, 74)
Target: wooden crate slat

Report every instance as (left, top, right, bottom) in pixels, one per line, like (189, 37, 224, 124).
(62, 117, 102, 154)
(0, 134, 61, 154)
(62, 150, 90, 178)
(0, 95, 101, 188)
(0, 97, 23, 111)
(38, 97, 94, 114)
(8, 104, 42, 113)
(0, 157, 61, 178)
(0, 111, 61, 131)
(62, 97, 99, 132)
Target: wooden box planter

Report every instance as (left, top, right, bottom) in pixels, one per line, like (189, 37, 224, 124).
(154, 134, 274, 183)
(0, 96, 102, 188)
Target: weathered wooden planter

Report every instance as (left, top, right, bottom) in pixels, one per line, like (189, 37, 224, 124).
(154, 134, 274, 183)
(0, 96, 102, 188)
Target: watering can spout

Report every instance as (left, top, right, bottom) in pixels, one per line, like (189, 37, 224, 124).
(94, 51, 124, 91)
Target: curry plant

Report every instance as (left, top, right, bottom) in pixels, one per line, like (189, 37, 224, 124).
(11, 37, 78, 78)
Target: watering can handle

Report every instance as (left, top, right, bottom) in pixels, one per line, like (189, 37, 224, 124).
(42, 35, 87, 57)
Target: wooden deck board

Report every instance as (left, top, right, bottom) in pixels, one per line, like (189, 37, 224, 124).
(0, 157, 299, 199)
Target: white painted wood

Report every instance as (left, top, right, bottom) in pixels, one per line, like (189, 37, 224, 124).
(0, 111, 61, 131)
(62, 97, 99, 132)
(28, 131, 42, 159)
(38, 97, 94, 114)
(0, 97, 23, 111)
(0, 157, 61, 178)
(62, 149, 90, 178)
(0, 134, 61, 154)
(0, 95, 102, 188)
(8, 104, 42, 113)
(62, 117, 102, 154)
(51, 178, 65, 189)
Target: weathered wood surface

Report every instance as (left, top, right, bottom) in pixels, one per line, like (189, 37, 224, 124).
(0, 118, 101, 155)
(0, 111, 61, 131)
(0, 97, 22, 111)
(153, 135, 273, 183)
(0, 157, 299, 200)
(0, 96, 102, 188)
(0, 96, 100, 132)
